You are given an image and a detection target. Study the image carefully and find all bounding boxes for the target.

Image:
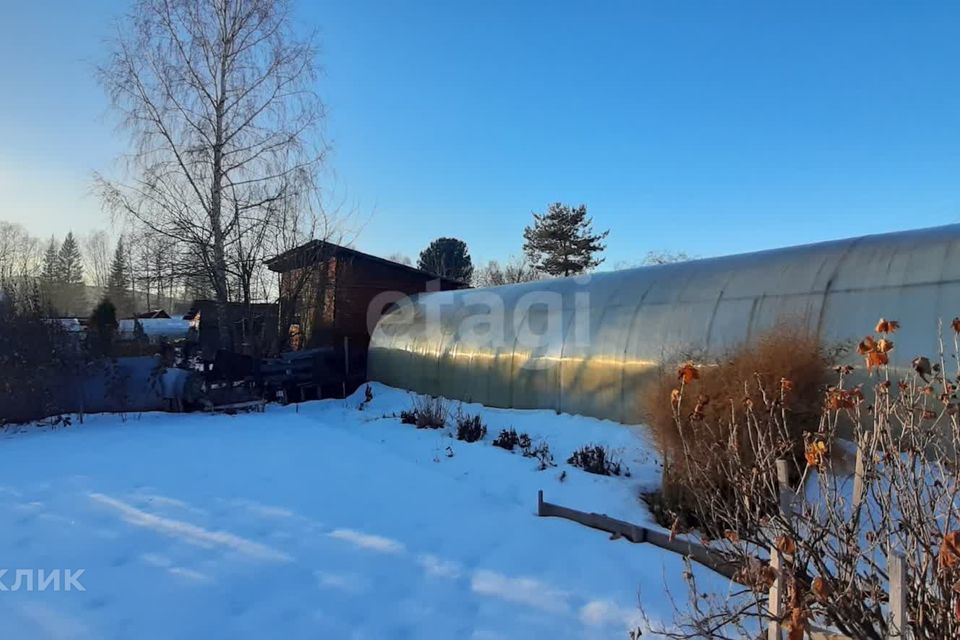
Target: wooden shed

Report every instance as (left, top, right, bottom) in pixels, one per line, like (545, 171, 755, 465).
(265, 240, 467, 359)
(183, 300, 280, 362)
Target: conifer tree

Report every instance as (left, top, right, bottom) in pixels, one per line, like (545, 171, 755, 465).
(522, 203, 609, 277)
(107, 237, 132, 316)
(41, 236, 60, 283)
(57, 232, 85, 314)
(58, 232, 84, 285)
(417, 237, 474, 283)
(39, 236, 64, 312)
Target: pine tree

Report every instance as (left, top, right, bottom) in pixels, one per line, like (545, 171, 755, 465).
(58, 232, 84, 285)
(107, 237, 132, 316)
(417, 237, 474, 283)
(40, 236, 64, 313)
(522, 203, 609, 277)
(57, 232, 86, 315)
(41, 236, 60, 283)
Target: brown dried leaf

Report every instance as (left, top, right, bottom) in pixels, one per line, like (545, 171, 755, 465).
(941, 531, 960, 571)
(733, 559, 777, 592)
(867, 350, 889, 371)
(826, 389, 855, 411)
(804, 440, 828, 467)
(812, 576, 830, 602)
(677, 363, 699, 384)
(775, 535, 796, 556)
(876, 318, 900, 334)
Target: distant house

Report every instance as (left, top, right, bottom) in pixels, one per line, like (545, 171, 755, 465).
(265, 240, 467, 353)
(135, 309, 171, 319)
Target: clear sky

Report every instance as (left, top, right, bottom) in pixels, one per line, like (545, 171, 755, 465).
(1, 0, 958, 268)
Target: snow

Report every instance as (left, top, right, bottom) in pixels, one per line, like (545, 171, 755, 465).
(0, 383, 730, 639)
(117, 318, 192, 341)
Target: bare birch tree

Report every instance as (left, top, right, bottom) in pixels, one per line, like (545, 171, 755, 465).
(0, 222, 43, 302)
(96, 0, 325, 345)
(0, 222, 32, 282)
(82, 230, 113, 289)
(473, 255, 541, 287)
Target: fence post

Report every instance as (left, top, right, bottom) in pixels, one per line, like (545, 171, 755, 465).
(768, 459, 793, 640)
(342, 336, 349, 398)
(852, 433, 867, 510)
(888, 550, 906, 639)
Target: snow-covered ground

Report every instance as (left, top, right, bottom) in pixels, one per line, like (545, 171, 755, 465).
(0, 383, 728, 639)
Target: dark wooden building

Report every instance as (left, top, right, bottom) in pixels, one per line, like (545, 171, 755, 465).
(184, 300, 280, 362)
(265, 240, 467, 357)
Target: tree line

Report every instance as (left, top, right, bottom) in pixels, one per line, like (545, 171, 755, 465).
(411, 202, 696, 287)
(0, 221, 212, 317)
(408, 201, 610, 287)
(4, 0, 689, 325)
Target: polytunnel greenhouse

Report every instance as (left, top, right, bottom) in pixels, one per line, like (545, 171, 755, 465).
(369, 224, 960, 424)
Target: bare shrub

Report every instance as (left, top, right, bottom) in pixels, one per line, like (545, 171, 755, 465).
(641, 323, 830, 532)
(567, 445, 628, 476)
(455, 412, 487, 443)
(524, 440, 556, 470)
(489, 427, 554, 469)
(492, 428, 530, 451)
(400, 395, 448, 429)
(0, 285, 78, 425)
(357, 384, 374, 411)
(648, 318, 960, 639)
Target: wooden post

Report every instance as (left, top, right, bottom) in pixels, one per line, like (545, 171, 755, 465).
(776, 459, 794, 515)
(888, 551, 906, 639)
(768, 459, 793, 640)
(852, 434, 867, 511)
(768, 549, 784, 640)
(342, 336, 349, 398)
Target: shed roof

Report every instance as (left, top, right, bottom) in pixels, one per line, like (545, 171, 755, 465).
(265, 240, 469, 288)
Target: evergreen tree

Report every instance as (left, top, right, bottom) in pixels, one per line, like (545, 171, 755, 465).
(522, 203, 609, 277)
(107, 237, 132, 316)
(87, 298, 118, 357)
(56, 232, 86, 315)
(41, 236, 60, 283)
(417, 237, 474, 283)
(40, 236, 63, 312)
(58, 232, 84, 285)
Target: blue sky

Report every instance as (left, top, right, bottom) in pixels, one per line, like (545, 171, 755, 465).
(1, 0, 958, 267)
